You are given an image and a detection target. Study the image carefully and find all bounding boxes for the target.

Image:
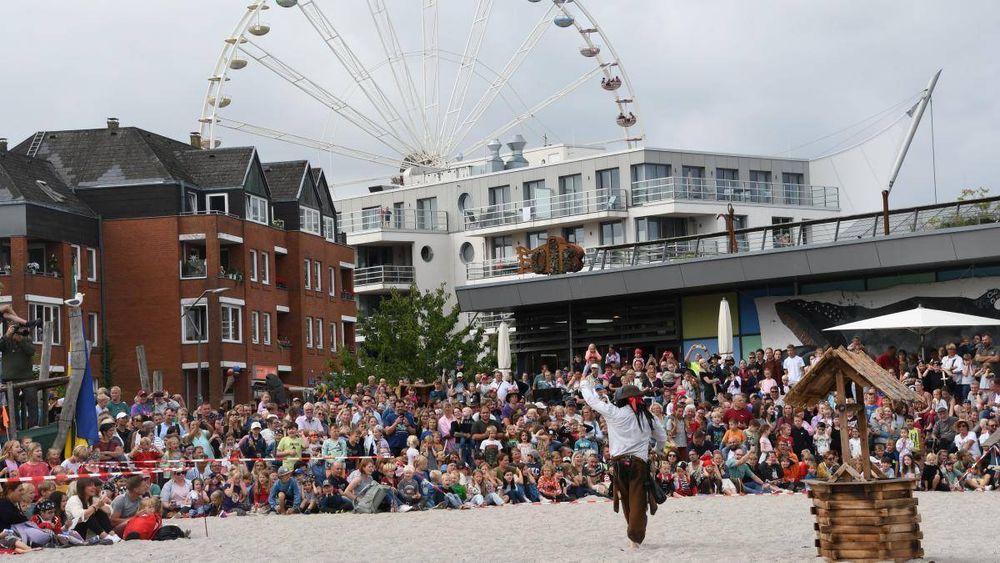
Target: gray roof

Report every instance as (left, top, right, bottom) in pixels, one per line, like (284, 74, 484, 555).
(13, 127, 195, 188)
(0, 151, 96, 216)
(262, 160, 308, 201)
(173, 147, 254, 189)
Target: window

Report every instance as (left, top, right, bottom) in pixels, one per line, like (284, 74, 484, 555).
(563, 226, 585, 245)
(305, 316, 313, 348)
(599, 221, 624, 245)
(304, 259, 311, 289)
(459, 242, 475, 264)
(71, 245, 82, 281)
(86, 248, 97, 281)
(489, 236, 514, 260)
(557, 174, 583, 215)
(636, 217, 687, 242)
(458, 193, 473, 213)
(416, 197, 438, 230)
(523, 179, 550, 219)
(316, 318, 323, 353)
(249, 250, 258, 282)
(30, 304, 61, 345)
(596, 168, 620, 192)
(251, 311, 260, 344)
(261, 252, 270, 285)
(782, 172, 805, 205)
(221, 305, 242, 343)
(716, 168, 740, 199)
(488, 185, 511, 206)
(323, 216, 336, 242)
(329, 321, 337, 352)
(750, 170, 773, 202)
(185, 191, 198, 213)
(328, 266, 336, 296)
(392, 202, 404, 229)
(207, 193, 228, 214)
(300, 206, 321, 235)
(87, 312, 99, 347)
(181, 304, 207, 343)
(314, 261, 322, 292)
(246, 194, 269, 225)
(262, 313, 272, 345)
(361, 206, 380, 230)
(527, 231, 548, 249)
(681, 166, 706, 198)
(772, 216, 794, 247)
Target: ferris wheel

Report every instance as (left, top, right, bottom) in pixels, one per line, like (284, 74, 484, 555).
(198, 0, 644, 175)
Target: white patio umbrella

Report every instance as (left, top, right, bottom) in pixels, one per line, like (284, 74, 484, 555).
(823, 304, 1000, 358)
(718, 298, 734, 359)
(497, 321, 511, 376)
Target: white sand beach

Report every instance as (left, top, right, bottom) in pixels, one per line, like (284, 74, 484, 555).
(25, 492, 996, 562)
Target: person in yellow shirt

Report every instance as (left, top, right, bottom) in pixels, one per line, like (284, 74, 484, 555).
(276, 424, 305, 471)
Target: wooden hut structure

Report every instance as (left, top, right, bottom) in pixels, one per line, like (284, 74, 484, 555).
(784, 346, 924, 562)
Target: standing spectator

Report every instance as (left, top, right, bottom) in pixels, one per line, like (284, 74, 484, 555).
(106, 386, 130, 419)
(782, 345, 806, 387)
(0, 323, 38, 428)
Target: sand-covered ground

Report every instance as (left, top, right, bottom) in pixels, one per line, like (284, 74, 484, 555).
(25, 492, 996, 562)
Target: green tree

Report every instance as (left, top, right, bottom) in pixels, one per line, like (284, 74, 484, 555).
(332, 284, 489, 386)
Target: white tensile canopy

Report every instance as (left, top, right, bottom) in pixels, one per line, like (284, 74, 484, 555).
(822, 304, 1000, 358)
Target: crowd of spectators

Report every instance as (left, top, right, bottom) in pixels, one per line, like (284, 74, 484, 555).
(0, 334, 998, 551)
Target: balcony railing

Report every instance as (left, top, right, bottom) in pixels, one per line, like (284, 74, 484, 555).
(585, 196, 1000, 272)
(631, 177, 839, 209)
(466, 258, 522, 281)
(463, 189, 627, 231)
(340, 290, 356, 301)
(340, 208, 449, 234)
(474, 311, 515, 331)
(354, 265, 415, 287)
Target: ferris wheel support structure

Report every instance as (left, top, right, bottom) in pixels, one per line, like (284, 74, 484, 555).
(436, 0, 494, 158)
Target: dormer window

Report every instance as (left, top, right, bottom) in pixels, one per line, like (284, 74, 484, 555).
(299, 206, 321, 235)
(246, 194, 268, 225)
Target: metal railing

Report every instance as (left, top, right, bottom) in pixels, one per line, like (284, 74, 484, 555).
(340, 208, 449, 234)
(474, 311, 515, 331)
(354, 265, 415, 286)
(466, 258, 522, 281)
(631, 177, 839, 209)
(463, 189, 627, 231)
(586, 196, 1000, 271)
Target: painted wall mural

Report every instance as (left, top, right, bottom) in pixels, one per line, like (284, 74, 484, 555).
(755, 277, 1000, 354)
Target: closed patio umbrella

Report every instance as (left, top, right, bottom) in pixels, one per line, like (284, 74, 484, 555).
(497, 321, 511, 376)
(718, 298, 734, 360)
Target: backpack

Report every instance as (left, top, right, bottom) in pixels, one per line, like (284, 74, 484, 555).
(353, 483, 389, 514)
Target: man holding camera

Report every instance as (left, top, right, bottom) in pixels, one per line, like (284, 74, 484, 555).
(1, 322, 39, 428)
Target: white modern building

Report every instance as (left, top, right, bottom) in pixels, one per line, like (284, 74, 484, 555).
(335, 140, 859, 331)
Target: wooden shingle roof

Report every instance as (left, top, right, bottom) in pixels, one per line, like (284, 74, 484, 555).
(784, 346, 920, 408)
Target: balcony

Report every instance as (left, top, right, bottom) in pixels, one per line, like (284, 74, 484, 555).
(463, 189, 627, 236)
(341, 208, 449, 245)
(631, 177, 839, 210)
(466, 258, 526, 282)
(180, 258, 207, 279)
(340, 290, 356, 302)
(354, 265, 415, 294)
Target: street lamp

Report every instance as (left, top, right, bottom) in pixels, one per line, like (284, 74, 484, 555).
(182, 287, 229, 405)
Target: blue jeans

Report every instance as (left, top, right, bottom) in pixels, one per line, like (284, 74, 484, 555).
(742, 480, 765, 494)
(523, 483, 540, 502)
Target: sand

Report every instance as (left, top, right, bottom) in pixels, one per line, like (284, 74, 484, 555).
(25, 492, 997, 562)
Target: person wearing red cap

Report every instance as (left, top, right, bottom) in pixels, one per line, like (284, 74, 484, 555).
(631, 348, 645, 372)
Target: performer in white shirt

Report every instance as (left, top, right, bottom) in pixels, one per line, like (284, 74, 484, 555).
(580, 377, 666, 549)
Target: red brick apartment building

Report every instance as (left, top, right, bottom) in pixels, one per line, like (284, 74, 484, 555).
(0, 121, 356, 405)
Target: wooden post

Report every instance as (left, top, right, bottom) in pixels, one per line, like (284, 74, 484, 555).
(152, 370, 163, 393)
(835, 372, 851, 463)
(136, 345, 150, 391)
(881, 190, 890, 235)
(856, 402, 874, 480)
(53, 304, 87, 453)
(37, 322, 53, 426)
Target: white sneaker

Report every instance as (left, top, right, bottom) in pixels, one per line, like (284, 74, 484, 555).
(399, 505, 412, 513)
(108, 533, 122, 544)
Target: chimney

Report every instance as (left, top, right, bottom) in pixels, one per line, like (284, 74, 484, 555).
(485, 139, 504, 173)
(107, 117, 120, 130)
(504, 134, 528, 170)
(0, 138, 7, 156)
(190, 132, 202, 149)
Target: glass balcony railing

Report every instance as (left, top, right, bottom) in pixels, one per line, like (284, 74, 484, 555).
(631, 177, 839, 209)
(463, 189, 627, 231)
(354, 265, 415, 287)
(340, 208, 448, 234)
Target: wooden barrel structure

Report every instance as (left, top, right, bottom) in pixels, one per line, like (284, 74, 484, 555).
(807, 479, 923, 562)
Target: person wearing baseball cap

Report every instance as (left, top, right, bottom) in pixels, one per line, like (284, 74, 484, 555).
(240, 420, 268, 471)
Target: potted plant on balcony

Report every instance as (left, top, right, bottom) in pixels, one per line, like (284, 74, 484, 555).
(1, 264, 10, 275)
(277, 336, 292, 349)
(25, 262, 41, 275)
(47, 254, 60, 277)
(276, 277, 288, 290)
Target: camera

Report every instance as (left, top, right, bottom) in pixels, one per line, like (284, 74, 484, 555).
(11, 324, 31, 336)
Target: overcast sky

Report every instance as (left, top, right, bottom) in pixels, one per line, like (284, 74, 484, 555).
(2, 0, 996, 204)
